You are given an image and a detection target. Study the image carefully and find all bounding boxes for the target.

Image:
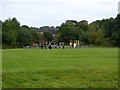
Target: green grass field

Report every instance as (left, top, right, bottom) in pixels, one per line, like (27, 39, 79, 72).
(2, 48, 118, 88)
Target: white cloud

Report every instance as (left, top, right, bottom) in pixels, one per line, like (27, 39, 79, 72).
(1, 0, 119, 27)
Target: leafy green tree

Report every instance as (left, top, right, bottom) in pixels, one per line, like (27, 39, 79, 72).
(75, 25, 88, 44)
(43, 32, 53, 42)
(77, 20, 88, 32)
(102, 18, 114, 38)
(111, 14, 120, 47)
(2, 31, 16, 48)
(58, 22, 79, 44)
(87, 31, 100, 45)
(0, 20, 2, 47)
(2, 18, 20, 48)
(87, 22, 102, 45)
(17, 26, 33, 47)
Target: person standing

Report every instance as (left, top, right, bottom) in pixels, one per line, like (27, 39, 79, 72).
(62, 43, 65, 49)
(74, 43, 76, 48)
(48, 44, 52, 49)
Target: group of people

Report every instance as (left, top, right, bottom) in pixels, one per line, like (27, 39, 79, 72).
(33, 41, 81, 49)
(70, 42, 78, 48)
(40, 42, 65, 49)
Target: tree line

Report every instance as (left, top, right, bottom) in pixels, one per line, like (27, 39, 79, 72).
(1, 14, 120, 48)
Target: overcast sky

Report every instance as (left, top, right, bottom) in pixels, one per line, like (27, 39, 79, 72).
(0, 0, 119, 27)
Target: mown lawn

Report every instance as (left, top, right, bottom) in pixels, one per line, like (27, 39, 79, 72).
(2, 48, 118, 88)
